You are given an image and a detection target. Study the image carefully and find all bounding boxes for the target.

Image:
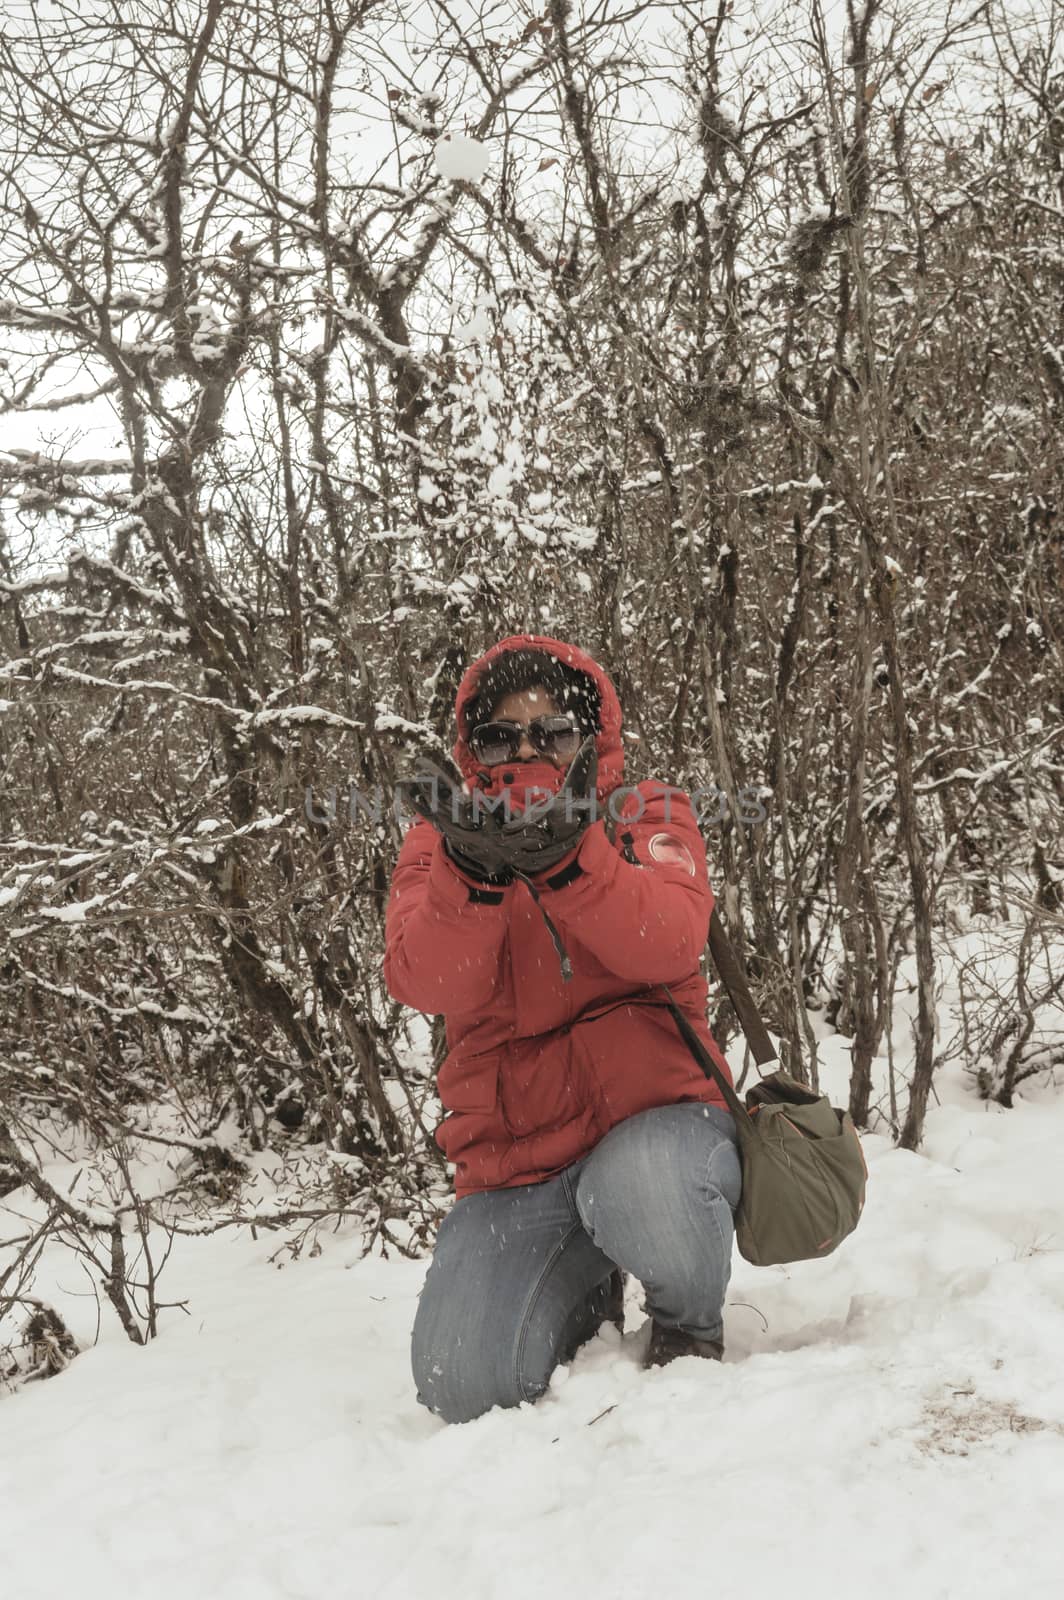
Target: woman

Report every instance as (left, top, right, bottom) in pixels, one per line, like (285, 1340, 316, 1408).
(384, 633, 742, 1425)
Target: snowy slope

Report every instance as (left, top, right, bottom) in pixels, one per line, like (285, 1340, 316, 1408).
(3, 1045, 1064, 1600)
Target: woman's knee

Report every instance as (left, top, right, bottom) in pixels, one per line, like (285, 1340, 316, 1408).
(411, 1330, 520, 1425)
(408, 1189, 610, 1425)
(411, 1289, 549, 1425)
(410, 1257, 608, 1425)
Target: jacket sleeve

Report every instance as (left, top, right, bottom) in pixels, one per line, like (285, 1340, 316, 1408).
(530, 782, 714, 984)
(383, 817, 512, 1014)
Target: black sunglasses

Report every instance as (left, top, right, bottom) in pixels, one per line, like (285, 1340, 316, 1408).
(469, 715, 585, 767)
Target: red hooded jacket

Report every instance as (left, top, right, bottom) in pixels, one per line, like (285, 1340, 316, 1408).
(383, 634, 735, 1197)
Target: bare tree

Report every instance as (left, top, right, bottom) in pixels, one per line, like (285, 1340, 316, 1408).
(1, 0, 1061, 1336)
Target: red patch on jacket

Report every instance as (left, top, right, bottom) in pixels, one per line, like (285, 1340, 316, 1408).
(647, 832, 697, 876)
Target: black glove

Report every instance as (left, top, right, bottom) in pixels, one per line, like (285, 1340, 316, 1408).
(397, 762, 515, 883)
(497, 737, 600, 877)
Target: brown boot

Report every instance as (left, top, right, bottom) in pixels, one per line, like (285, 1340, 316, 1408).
(643, 1320, 724, 1369)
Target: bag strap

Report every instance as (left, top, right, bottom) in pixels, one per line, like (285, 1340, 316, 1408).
(660, 983, 753, 1125)
(660, 908, 781, 1127)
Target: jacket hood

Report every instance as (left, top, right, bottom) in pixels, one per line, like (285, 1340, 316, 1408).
(452, 633, 624, 801)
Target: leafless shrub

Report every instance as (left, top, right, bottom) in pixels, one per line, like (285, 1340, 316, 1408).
(0, 0, 1062, 1336)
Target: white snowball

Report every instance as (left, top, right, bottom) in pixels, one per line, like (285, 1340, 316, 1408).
(434, 134, 489, 182)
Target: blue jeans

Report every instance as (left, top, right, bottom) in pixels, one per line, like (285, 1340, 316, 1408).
(411, 1102, 742, 1425)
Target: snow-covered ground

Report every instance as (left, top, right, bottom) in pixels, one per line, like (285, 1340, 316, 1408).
(3, 989, 1064, 1600)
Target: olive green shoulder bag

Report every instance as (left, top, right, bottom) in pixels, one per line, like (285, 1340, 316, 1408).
(662, 911, 868, 1267)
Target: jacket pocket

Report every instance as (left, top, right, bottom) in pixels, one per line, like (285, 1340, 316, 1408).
(498, 1034, 590, 1138)
(437, 1048, 500, 1114)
